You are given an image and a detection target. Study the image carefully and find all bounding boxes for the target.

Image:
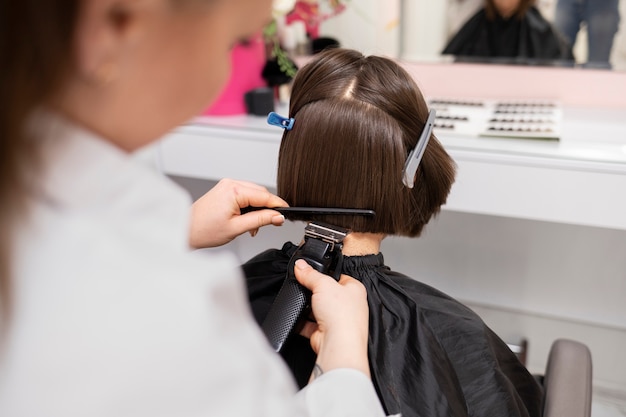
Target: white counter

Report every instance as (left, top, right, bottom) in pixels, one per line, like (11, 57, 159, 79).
(158, 106, 626, 231)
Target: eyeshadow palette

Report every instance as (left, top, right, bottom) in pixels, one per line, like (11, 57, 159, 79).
(428, 98, 561, 140)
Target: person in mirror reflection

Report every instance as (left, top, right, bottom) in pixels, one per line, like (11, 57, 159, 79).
(0, 1, 388, 416)
(242, 48, 544, 417)
(554, 0, 620, 68)
(443, 0, 575, 63)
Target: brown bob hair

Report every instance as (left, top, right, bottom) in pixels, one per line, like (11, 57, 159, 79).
(277, 48, 456, 237)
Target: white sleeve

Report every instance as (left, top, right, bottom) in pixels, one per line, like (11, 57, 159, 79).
(296, 369, 390, 417)
(0, 243, 390, 417)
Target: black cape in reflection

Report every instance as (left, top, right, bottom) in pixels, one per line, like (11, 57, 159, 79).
(243, 242, 543, 417)
(442, 7, 574, 63)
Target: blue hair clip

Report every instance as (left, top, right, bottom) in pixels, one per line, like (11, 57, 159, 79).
(402, 109, 436, 188)
(267, 112, 295, 130)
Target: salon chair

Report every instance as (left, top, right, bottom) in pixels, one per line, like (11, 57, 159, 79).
(541, 339, 593, 417)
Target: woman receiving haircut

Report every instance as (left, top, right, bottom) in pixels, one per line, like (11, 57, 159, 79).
(244, 48, 544, 417)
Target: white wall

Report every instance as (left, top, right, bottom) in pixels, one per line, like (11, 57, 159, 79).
(317, 0, 401, 57)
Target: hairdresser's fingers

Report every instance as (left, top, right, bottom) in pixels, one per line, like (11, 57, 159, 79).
(189, 178, 286, 248)
(299, 320, 318, 340)
(234, 183, 288, 212)
(294, 261, 365, 298)
(294, 261, 370, 377)
(293, 259, 338, 290)
(233, 182, 287, 234)
(293, 260, 368, 342)
(236, 209, 285, 234)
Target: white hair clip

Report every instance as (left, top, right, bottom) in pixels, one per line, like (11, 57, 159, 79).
(402, 109, 436, 188)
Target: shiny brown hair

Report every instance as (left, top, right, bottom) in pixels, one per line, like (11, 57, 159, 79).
(0, 0, 80, 320)
(277, 48, 456, 237)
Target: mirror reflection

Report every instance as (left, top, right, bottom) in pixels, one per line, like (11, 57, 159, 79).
(401, 0, 626, 70)
(441, 0, 575, 67)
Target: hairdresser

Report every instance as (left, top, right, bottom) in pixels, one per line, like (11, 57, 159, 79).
(0, 0, 386, 415)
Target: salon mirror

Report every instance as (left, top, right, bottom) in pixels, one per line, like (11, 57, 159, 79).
(319, 0, 626, 71)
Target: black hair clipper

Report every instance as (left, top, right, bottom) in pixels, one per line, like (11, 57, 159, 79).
(261, 222, 348, 352)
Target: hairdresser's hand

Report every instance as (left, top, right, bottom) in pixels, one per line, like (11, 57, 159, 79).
(189, 178, 287, 249)
(294, 259, 371, 380)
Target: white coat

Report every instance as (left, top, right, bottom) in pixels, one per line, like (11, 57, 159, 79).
(0, 113, 387, 417)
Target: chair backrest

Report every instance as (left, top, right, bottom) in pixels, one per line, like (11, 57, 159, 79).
(542, 338, 593, 417)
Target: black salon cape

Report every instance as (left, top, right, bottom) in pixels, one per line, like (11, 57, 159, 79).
(243, 242, 543, 417)
(442, 7, 573, 63)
